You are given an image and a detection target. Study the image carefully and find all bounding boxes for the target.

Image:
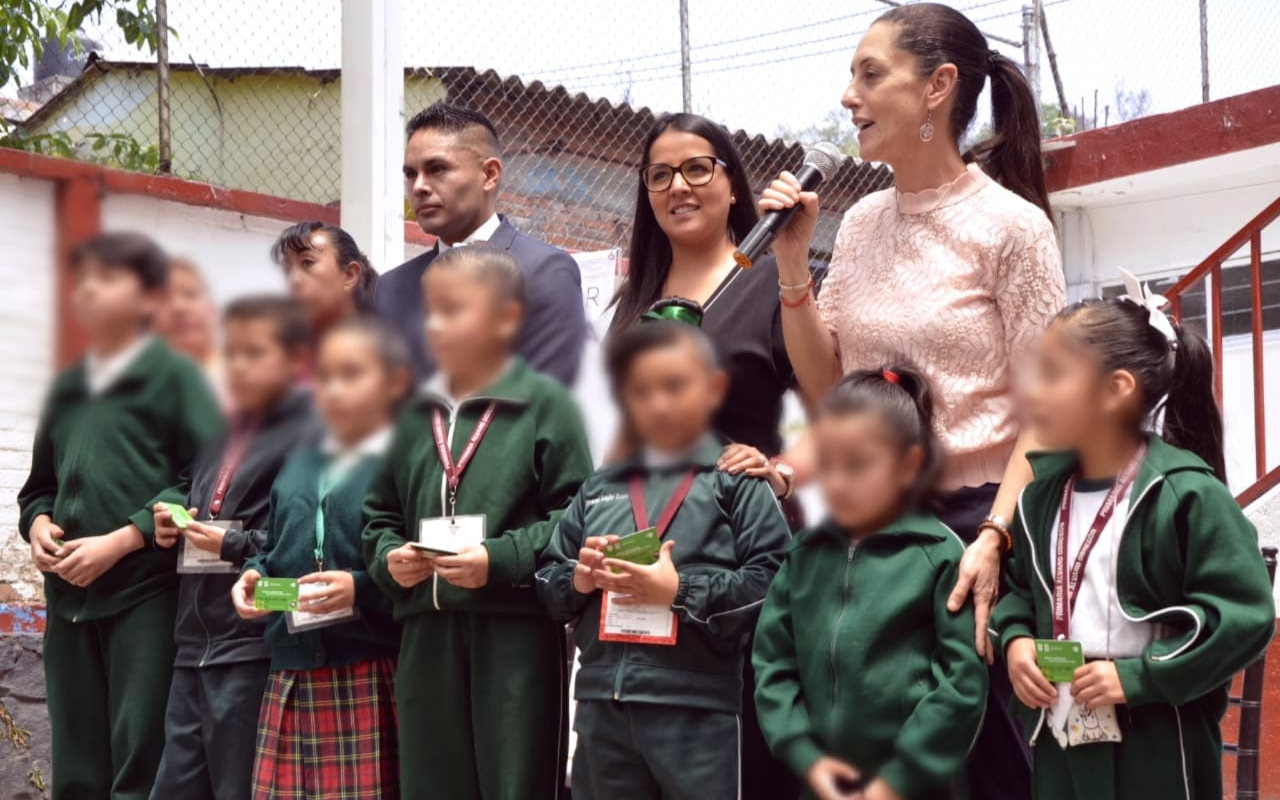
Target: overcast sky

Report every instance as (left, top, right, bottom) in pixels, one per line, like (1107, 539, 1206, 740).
(26, 0, 1280, 141)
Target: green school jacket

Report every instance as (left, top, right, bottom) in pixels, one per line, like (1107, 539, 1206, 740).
(536, 436, 791, 714)
(362, 358, 593, 618)
(17, 338, 222, 622)
(244, 447, 399, 671)
(992, 436, 1276, 800)
(752, 512, 987, 800)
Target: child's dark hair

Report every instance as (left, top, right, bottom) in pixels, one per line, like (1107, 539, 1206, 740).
(321, 314, 412, 383)
(605, 298, 718, 398)
(223, 295, 310, 352)
(432, 244, 526, 305)
(271, 221, 377, 311)
(1053, 298, 1225, 481)
(71, 232, 169, 291)
(822, 364, 944, 509)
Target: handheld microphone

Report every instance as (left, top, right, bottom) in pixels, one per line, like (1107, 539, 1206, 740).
(733, 141, 848, 269)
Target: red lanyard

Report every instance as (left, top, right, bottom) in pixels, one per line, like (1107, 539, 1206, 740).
(629, 470, 695, 538)
(1052, 444, 1146, 640)
(208, 419, 258, 518)
(431, 402, 498, 511)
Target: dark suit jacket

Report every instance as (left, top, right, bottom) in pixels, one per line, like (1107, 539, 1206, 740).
(373, 217, 587, 384)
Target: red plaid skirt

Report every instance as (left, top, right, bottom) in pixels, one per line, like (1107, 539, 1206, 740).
(251, 658, 399, 799)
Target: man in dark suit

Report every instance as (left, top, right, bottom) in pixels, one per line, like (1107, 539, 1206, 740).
(375, 103, 587, 383)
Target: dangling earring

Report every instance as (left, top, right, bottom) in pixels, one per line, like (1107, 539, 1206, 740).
(730, 194, 737, 204)
(919, 110, 935, 143)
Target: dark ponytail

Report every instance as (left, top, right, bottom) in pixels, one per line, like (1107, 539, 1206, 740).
(271, 221, 379, 312)
(878, 2, 1053, 221)
(821, 363, 944, 509)
(1053, 299, 1226, 482)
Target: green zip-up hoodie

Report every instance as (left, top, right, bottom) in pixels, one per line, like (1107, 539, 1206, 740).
(536, 436, 791, 714)
(244, 446, 399, 672)
(363, 358, 593, 618)
(18, 337, 222, 622)
(753, 512, 987, 800)
(992, 436, 1276, 800)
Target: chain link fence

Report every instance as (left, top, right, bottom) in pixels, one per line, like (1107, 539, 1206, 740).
(1, 0, 1276, 260)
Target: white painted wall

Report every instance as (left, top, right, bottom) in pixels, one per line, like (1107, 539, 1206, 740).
(0, 174, 56, 603)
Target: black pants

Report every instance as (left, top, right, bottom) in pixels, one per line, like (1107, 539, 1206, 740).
(149, 661, 270, 800)
(938, 483, 1033, 800)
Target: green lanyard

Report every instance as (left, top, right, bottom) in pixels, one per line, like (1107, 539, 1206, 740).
(314, 460, 344, 571)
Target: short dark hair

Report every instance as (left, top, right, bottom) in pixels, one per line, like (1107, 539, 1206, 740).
(430, 244, 526, 305)
(223, 295, 310, 352)
(405, 102, 501, 154)
(71, 232, 169, 291)
(322, 315, 412, 376)
(821, 363, 944, 510)
(605, 299, 718, 399)
(270, 221, 377, 312)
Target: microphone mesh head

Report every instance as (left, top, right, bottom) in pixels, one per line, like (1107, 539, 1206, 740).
(802, 141, 848, 180)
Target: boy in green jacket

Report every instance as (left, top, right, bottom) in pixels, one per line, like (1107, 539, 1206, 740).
(538, 301, 791, 800)
(993, 295, 1276, 800)
(362, 244, 593, 799)
(18, 233, 222, 800)
(753, 366, 986, 800)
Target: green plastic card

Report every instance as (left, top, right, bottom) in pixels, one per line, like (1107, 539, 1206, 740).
(254, 578, 299, 612)
(604, 528, 661, 573)
(1035, 639, 1085, 683)
(161, 502, 195, 529)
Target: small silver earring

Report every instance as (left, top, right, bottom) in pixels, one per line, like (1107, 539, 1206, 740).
(730, 194, 737, 203)
(920, 110, 935, 143)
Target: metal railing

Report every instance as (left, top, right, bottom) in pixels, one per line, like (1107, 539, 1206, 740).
(1165, 195, 1280, 507)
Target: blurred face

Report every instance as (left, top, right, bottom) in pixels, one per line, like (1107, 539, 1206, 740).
(157, 265, 217, 361)
(843, 22, 934, 166)
(404, 129, 501, 245)
(620, 340, 726, 453)
(1026, 323, 1139, 451)
(816, 410, 923, 533)
(280, 232, 360, 329)
(222, 317, 302, 414)
(314, 330, 407, 445)
(423, 267, 521, 379)
(644, 129, 735, 250)
(71, 257, 161, 339)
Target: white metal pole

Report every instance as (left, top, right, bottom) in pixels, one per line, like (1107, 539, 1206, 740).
(341, 0, 404, 272)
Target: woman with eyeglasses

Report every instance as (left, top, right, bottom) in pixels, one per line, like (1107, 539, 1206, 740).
(607, 112, 803, 800)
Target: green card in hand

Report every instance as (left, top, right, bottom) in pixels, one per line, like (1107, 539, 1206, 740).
(1035, 639, 1085, 683)
(161, 502, 195, 529)
(603, 528, 662, 574)
(254, 578, 299, 612)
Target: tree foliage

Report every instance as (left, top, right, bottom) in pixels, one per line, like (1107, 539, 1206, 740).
(0, 0, 159, 90)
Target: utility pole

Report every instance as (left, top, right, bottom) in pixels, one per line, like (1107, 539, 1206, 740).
(1199, 0, 1210, 102)
(155, 0, 171, 173)
(1021, 2, 1042, 107)
(678, 0, 692, 113)
(1039, 7, 1069, 118)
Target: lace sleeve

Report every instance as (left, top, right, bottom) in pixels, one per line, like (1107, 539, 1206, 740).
(996, 213, 1066, 371)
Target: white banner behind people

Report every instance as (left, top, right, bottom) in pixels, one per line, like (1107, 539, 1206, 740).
(570, 249, 623, 466)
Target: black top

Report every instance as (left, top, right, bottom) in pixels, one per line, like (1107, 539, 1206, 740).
(701, 254, 795, 455)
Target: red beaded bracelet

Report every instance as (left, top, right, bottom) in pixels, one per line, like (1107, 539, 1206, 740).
(779, 281, 813, 308)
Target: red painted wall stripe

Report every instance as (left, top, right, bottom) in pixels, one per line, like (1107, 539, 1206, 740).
(1044, 84, 1280, 194)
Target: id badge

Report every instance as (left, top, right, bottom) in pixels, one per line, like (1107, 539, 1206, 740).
(414, 514, 486, 555)
(285, 579, 358, 632)
(1034, 639, 1084, 683)
(598, 590, 678, 646)
(176, 519, 241, 574)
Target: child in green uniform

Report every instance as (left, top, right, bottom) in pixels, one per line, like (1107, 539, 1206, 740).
(753, 365, 988, 800)
(362, 244, 593, 800)
(992, 286, 1276, 800)
(232, 316, 411, 799)
(18, 233, 222, 800)
(538, 300, 791, 800)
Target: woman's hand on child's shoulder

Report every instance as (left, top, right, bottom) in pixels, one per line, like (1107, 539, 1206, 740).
(596, 540, 680, 607)
(1006, 637, 1057, 709)
(231, 569, 270, 620)
(574, 535, 617, 595)
(387, 543, 435, 589)
(718, 444, 788, 498)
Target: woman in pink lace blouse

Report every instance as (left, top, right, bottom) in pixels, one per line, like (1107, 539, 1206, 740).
(760, 5, 1065, 800)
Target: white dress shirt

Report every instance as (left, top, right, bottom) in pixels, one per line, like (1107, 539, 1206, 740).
(435, 212, 502, 253)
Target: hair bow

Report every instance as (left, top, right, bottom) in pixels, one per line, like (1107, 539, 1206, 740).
(1117, 267, 1178, 348)
(641, 304, 703, 327)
